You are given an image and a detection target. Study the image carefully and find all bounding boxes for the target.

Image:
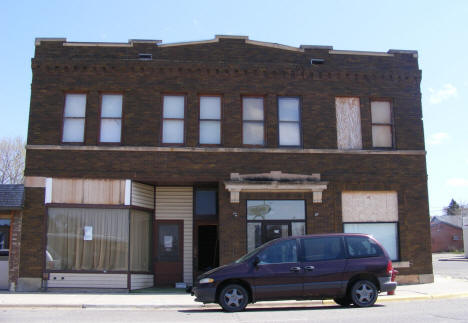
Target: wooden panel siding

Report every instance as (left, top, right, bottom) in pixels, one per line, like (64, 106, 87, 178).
(342, 191, 398, 222)
(131, 182, 155, 209)
(155, 187, 193, 284)
(51, 179, 126, 205)
(47, 273, 127, 288)
(130, 274, 154, 290)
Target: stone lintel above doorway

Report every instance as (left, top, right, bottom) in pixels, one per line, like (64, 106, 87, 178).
(224, 171, 328, 203)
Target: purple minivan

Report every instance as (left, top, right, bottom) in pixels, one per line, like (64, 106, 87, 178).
(192, 233, 396, 311)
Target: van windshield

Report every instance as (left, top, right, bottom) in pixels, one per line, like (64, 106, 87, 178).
(234, 245, 264, 263)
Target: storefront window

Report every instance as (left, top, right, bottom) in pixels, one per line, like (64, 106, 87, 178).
(0, 219, 10, 256)
(247, 200, 306, 252)
(47, 208, 152, 272)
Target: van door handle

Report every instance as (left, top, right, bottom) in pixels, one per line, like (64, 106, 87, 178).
(304, 266, 315, 271)
(290, 266, 301, 272)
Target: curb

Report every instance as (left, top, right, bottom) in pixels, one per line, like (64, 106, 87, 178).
(1, 293, 468, 310)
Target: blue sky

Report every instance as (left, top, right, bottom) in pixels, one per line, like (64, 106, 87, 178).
(1, 0, 467, 215)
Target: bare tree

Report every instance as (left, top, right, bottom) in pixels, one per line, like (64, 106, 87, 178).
(0, 136, 25, 184)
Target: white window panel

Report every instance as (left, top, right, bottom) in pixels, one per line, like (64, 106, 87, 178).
(342, 191, 398, 222)
(243, 122, 264, 145)
(100, 119, 122, 143)
(279, 122, 300, 146)
(344, 223, 399, 261)
(372, 125, 392, 147)
(336, 97, 362, 149)
(292, 222, 305, 236)
(243, 98, 264, 120)
(62, 118, 85, 142)
(371, 101, 391, 124)
(163, 96, 185, 118)
(200, 97, 221, 119)
(199, 121, 220, 144)
(162, 120, 184, 143)
(64, 94, 86, 117)
(101, 94, 123, 118)
(279, 98, 300, 121)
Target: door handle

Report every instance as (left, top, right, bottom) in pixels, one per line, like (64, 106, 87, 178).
(304, 265, 315, 271)
(290, 266, 301, 272)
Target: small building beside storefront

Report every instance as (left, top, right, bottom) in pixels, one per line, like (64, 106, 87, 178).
(17, 35, 432, 291)
(0, 184, 24, 291)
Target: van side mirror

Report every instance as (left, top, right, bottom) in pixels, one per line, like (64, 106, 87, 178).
(253, 256, 260, 267)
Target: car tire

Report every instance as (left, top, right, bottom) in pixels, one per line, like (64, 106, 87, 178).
(350, 280, 378, 307)
(333, 296, 352, 307)
(218, 284, 249, 312)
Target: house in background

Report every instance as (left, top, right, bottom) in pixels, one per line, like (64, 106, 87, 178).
(431, 216, 464, 252)
(0, 184, 24, 290)
(17, 35, 432, 291)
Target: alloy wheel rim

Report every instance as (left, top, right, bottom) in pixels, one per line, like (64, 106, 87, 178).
(225, 288, 244, 308)
(355, 283, 374, 304)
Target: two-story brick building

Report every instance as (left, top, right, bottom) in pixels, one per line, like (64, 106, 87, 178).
(16, 35, 432, 291)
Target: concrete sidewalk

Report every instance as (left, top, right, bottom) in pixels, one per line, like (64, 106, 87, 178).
(0, 275, 467, 310)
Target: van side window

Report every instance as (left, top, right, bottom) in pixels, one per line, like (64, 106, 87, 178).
(259, 240, 297, 264)
(302, 237, 344, 261)
(345, 236, 383, 258)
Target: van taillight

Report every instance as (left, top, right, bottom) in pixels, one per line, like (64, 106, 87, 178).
(387, 260, 393, 275)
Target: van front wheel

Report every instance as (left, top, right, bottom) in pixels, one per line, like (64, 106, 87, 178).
(219, 284, 248, 312)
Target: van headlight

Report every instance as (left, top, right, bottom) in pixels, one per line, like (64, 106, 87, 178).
(199, 278, 214, 284)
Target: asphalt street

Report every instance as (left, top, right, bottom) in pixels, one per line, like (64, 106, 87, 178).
(1, 298, 468, 323)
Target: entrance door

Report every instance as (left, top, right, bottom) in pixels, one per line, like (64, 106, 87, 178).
(264, 223, 289, 243)
(154, 220, 183, 286)
(0, 219, 10, 290)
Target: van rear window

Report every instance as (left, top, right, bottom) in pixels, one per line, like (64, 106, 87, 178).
(345, 236, 383, 258)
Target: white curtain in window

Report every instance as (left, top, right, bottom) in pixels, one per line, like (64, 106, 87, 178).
(62, 119, 85, 142)
(279, 98, 300, 121)
(200, 121, 220, 144)
(162, 120, 184, 143)
(64, 94, 86, 117)
(372, 125, 392, 147)
(279, 123, 300, 146)
(336, 97, 362, 149)
(243, 122, 264, 145)
(371, 101, 391, 123)
(243, 98, 264, 120)
(101, 94, 123, 118)
(100, 119, 122, 142)
(163, 96, 185, 118)
(47, 208, 129, 271)
(200, 97, 221, 119)
(344, 223, 398, 260)
(130, 210, 151, 272)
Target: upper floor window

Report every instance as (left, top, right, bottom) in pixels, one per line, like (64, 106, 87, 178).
(62, 93, 86, 143)
(199, 96, 221, 145)
(371, 100, 393, 148)
(99, 94, 123, 143)
(162, 95, 185, 144)
(278, 97, 301, 146)
(335, 97, 362, 149)
(242, 97, 264, 145)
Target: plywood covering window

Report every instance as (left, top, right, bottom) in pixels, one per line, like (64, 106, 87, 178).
(242, 97, 264, 145)
(278, 97, 301, 146)
(371, 100, 393, 148)
(335, 97, 362, 149)
(199, 96, 221, 145)
(162, 95, 185, 144)
(62, 94, 86, 143)
(99, 94, 123, 143)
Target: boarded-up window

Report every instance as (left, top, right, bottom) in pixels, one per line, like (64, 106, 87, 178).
(371, 100, 393, 148)
(335, 97, 362, 149)
(341, 191, 398, 222)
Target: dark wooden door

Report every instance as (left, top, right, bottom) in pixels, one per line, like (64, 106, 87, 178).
(154, 220, 183, 286)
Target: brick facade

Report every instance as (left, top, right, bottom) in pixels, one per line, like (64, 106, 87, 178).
(20, 36, 432, 288)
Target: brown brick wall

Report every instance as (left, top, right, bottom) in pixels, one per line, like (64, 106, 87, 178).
(22, 38, 432, 277)
(19, 188, 45, 278)
(431, 223, 464, 253)
(8, 210, 22, 287)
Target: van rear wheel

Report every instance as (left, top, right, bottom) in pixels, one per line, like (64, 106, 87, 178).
(350, 280, 378, 307)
